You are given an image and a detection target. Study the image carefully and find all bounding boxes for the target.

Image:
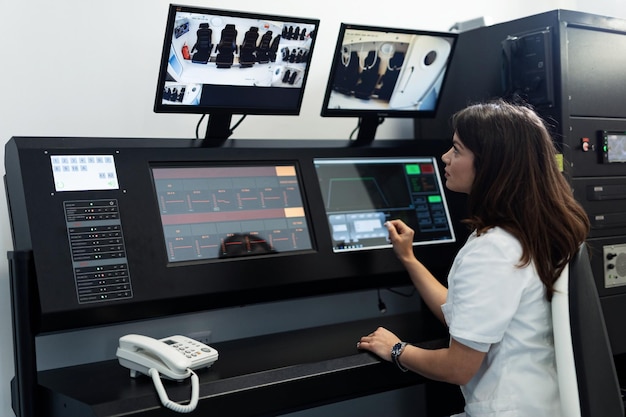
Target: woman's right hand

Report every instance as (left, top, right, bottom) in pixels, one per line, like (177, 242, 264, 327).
(385, 219, 416, 263)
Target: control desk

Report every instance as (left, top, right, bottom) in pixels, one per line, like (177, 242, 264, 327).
(5, 137, 465, 416)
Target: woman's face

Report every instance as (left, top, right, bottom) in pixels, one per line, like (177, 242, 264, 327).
(441, 133, 476, 194)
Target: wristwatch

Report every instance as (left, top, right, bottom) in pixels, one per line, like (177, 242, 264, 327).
(391, 342, 409, 372)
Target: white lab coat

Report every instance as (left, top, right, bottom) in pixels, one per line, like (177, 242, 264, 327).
(442, 227, 563, 417)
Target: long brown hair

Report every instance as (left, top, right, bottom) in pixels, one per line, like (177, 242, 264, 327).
(452, 100, 590, 300)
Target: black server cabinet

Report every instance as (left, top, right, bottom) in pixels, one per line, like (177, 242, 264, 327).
(417, 9, 626, 355)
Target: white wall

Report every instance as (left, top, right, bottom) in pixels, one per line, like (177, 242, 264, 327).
(2, 1, 625, 416)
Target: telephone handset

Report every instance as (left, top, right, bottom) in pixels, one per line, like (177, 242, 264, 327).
(116, 334, 219, 413)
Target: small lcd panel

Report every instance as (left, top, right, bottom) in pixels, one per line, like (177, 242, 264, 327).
(151, 164, 313, 262)
(314, 157, 455, 252)
(50, 155, 119, 192)
(601, 131, 626, 163)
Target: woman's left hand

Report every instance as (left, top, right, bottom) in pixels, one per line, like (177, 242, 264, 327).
(357, 326, 401, 361)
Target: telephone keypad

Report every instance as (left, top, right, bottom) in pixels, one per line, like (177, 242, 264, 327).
(162, 336, 218, 366)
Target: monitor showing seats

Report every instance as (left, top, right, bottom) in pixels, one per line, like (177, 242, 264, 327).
(321, 24, 457, 117)
(154, 4, 320, 139)
(320, 23, 457, 142)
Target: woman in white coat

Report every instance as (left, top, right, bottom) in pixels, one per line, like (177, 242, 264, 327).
(357, 100, 590, 416)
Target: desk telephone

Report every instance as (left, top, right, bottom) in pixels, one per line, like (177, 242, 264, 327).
(116, 334, 219, 413)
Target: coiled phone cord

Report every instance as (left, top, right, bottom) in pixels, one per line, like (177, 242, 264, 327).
(148, 367, 199, 413)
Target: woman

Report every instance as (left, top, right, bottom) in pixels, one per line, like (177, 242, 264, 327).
(357, 100, 590, 416)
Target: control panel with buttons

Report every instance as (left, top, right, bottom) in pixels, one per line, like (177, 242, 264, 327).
(603, 244, 626, 288)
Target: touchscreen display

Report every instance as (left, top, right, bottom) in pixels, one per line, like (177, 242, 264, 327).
(314, 157, 455, 252)
(152, 164, 313, 262)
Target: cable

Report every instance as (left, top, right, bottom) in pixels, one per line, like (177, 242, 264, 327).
(148, 368, 199, 413)
(349, 116, 386, 142)
(195, 114, 207, 139)
(349, 123, 360, 140)
(386, 287, 416, 297)
(230, 114, 247, 131)
(377, 288, 387, 314)
(195, 114, 247, 140)
(376, 287, 418, 313)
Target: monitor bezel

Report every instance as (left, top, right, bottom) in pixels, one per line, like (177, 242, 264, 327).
(320, 23, 458, 120)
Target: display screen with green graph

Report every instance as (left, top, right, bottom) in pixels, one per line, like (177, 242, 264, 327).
(314, 157, 456, 252)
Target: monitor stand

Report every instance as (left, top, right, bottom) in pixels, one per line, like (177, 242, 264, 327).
(352, 116, 384, 146)
(202, 114, 233, 147)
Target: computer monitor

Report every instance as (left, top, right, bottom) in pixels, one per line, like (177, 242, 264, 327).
(154, 4, 320, 141)
(321, 23, 457, 143)
(314, 157, 455, 252)
(151, 163, 314, 262)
